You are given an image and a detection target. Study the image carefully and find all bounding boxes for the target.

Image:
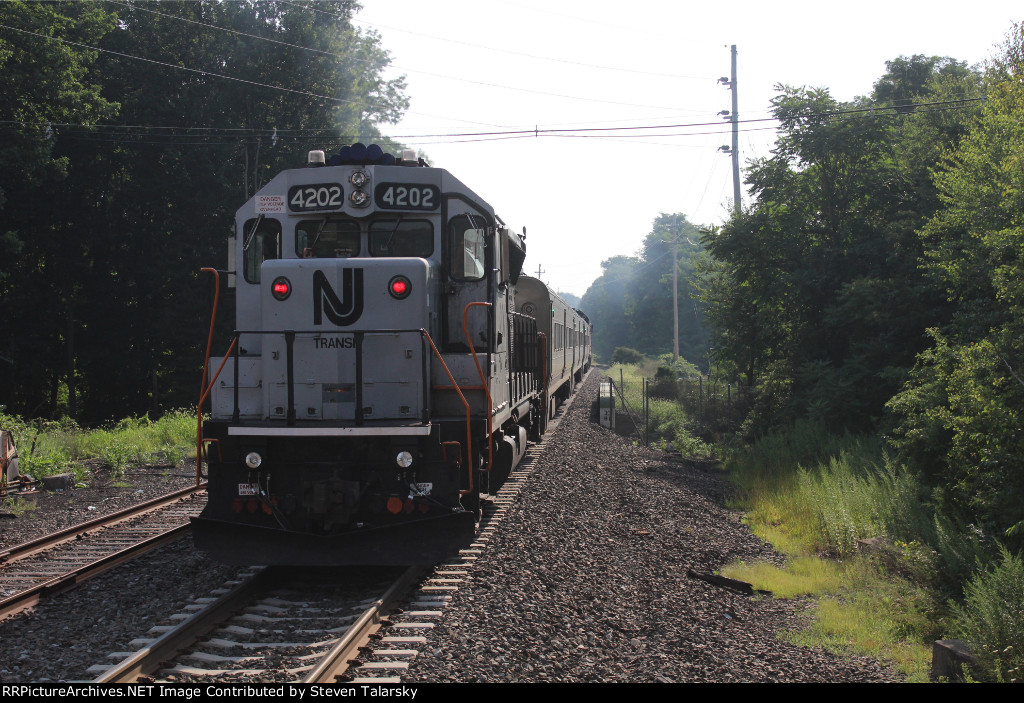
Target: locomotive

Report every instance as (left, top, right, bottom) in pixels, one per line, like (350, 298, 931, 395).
(193, 144, 591, 565)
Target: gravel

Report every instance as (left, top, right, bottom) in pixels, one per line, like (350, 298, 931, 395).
(0, 463, 240, 683)
(0, 374, 902, 683)
(404, 371, 901, 683)
(1, 464, 199, 551)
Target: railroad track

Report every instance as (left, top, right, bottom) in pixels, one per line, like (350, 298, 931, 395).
(350, 372, 587, 682)
(85, 373, 589, 684)
(0, 484, 207, 620)
(91, 565, 423, 683)
(83, 418, 567, 684)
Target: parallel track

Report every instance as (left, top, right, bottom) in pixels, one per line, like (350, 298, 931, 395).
(0, 485, 207, 620)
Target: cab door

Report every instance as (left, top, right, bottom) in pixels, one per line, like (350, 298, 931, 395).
(444, 204, 492, 352)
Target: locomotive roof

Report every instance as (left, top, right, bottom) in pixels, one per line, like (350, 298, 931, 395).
(239, 155, 497, 222)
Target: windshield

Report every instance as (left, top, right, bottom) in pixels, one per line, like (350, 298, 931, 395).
(368, 219, 433, 257)
(296, 219, 361, 258)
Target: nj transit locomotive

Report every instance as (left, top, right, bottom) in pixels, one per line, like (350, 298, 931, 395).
(193, 144, 592, 565)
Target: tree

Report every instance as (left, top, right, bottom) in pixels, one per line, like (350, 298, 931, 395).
(0, 0, 118, 415)
(581, 213, 707, 366)
(0, 1, 409, 422)
(698, 57, 981, 433)
(888, 26, 1024, 540)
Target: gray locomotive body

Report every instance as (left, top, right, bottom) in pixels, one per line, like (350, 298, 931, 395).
(193, 146, 591, 565)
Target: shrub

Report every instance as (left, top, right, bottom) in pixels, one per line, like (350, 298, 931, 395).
(796, 455, 927, 556)
(950, 546, 1024, 682)
(611, 347, 646, 365)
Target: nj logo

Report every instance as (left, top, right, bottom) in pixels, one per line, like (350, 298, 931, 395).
(313, 269, 364, 326)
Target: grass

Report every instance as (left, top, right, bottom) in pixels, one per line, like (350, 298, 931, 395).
(1, 496, 38, 516)
(607, 362, 711, 456)
(604, 365, 941, 678)
(1, 409, 197, 482)
(723, 554, 935, 681)
(722, 556, 846, 598)
(720, 420, 942, 681)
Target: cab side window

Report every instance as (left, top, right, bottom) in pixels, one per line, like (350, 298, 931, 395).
(448, 214, 486, 282)
(242, 217, 281, 284)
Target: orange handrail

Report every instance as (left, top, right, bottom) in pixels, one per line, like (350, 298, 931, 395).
(197, 268, 222, 486)
(462, 302, 493, 475)
(420, 329, 474, 495)
(199, 337, 238, 411)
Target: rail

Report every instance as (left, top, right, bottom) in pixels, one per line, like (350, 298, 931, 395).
(0, 485, 206, 620)
(508, 310, 541, 410)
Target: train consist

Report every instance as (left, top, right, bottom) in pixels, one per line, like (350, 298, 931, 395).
(194, 144, 591, 565)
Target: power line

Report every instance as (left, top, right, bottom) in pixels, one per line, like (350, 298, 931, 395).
(284, 0, 717, 81)
(0, 97, 981, 145)
(0, 21, 375, 108)
(108, 0, 693, 112)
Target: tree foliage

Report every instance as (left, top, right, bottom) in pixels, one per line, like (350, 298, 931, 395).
(698, 55, 980, 433)
(888, 27, 1024, 540)
(581, 213, 707, 366)
(0, 1, 408, 422)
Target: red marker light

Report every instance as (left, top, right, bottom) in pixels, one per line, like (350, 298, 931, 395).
(388, 275, 411, 300)
(271, 276, 291, 301)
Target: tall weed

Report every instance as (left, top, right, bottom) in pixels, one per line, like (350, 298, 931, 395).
(950, 546, 1024, 682)
(607, 364, 709, 455)
(1, 409, 197, 482)
(797, 455, 928, 556)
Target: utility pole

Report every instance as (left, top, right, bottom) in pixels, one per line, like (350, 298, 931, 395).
(536, 264, 545, 281)
(671, 216, 679, 364)
(730, 44, 740, 215)
(718, 45, 741, 215)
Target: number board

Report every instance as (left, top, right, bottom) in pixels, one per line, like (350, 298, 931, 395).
(288, 183, 344, 212)
(374, 183, 440, 211)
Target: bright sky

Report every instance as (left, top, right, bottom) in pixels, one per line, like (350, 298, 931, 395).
(354, 1, 1020, 297)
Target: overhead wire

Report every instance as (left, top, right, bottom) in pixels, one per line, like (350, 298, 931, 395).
(0, 98, 978, 149)
(0, 98, 981, 146)
(283, 0, 719, 80)
(107, 0, 696, 112)
(0, 18, 514, 129)
(0, 21, 371, 107)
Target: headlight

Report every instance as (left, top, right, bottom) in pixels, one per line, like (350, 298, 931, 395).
(350, 190, 369, 207)
(350, 170, 368, 187)
(396, 451, 413, 468)
(245, 452, 263, 469)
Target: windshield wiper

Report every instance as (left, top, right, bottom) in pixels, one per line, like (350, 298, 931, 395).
(242, 214, 265, 252)
(308, 218, 330, 255)
(384, 216, 404, 254)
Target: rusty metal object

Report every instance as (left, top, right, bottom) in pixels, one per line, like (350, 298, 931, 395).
(0, 429, 38, 499)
